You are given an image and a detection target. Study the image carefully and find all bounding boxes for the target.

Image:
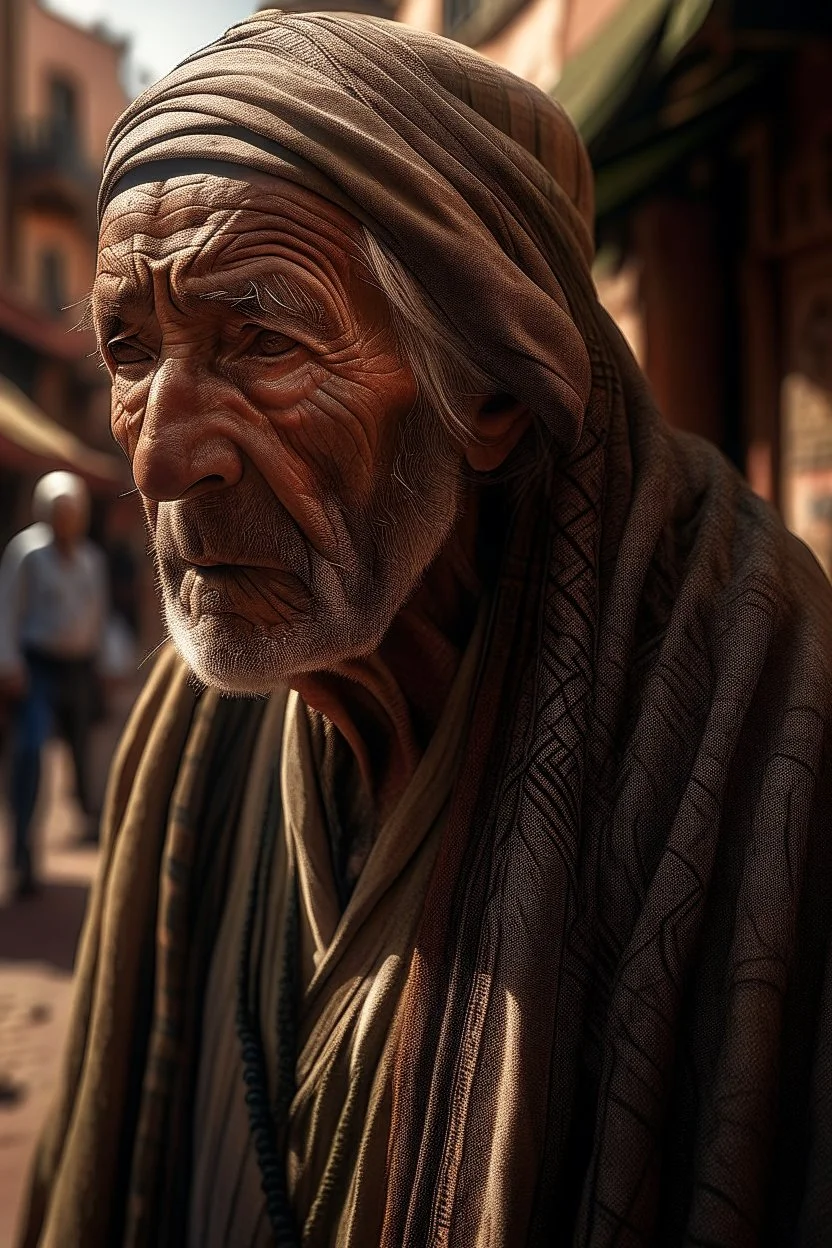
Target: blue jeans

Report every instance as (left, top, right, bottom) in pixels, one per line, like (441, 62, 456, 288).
(10, 651, 95, 871)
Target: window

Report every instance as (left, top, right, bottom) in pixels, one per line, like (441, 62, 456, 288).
(39, 249, 67, 318)
(48, 76, 78, 151)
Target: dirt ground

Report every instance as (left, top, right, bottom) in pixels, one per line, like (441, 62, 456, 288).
(0, 704, 131, 1245)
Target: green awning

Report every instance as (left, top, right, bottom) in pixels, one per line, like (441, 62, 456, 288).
(554, 0, 716, 145)
(551, 0, 780, 219)
(658, 0, 717, 69)
(554, 0, 676, 147)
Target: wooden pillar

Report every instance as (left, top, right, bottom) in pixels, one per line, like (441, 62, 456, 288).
(0, 0, 20, 287)
(735, 122, 780, 506)
(632, 196, 726, 447)
(0, 0, 11, 285)
(739, 253, 780, 506)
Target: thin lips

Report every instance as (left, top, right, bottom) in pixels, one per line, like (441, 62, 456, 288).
(183, 557, 276, 572)
(182, 558, 301, 585)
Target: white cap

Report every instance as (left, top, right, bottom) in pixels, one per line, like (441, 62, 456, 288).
(31, 471, 90, 523)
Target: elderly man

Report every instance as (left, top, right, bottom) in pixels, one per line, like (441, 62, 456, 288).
(0, 472, 108, 894)
(18, 12, 832, 1248)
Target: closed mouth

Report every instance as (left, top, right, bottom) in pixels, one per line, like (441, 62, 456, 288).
(176, 561, 308, 620)
(184, 560, 298, 582)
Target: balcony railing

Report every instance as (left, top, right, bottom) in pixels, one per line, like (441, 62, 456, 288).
(10, 120, 99, 220)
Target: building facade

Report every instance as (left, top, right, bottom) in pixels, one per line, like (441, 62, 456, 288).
(550, 0, 832, 573)
(14, 2, 127, 334)
(0, 0, 128, 489)
(0, 0, 152, 644)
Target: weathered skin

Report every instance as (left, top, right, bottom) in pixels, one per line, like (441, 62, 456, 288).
(94, 173, 528, 811)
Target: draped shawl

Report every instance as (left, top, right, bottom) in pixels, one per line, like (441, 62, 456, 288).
(21, 11, 832, 1246)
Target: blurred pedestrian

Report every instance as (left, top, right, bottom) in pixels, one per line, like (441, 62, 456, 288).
(0, 472, 108, 897)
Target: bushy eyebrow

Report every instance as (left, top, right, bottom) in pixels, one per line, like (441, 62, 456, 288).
(199, 276, 325, 329)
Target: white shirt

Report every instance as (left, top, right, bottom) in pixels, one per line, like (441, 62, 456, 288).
(0, 523, 108, 671)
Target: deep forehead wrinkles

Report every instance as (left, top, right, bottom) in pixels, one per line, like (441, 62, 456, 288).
(114, 212, 238, 269)
(95, 176, 371, 322)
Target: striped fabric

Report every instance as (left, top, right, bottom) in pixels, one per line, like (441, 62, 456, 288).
(188, 609, 487, 1246)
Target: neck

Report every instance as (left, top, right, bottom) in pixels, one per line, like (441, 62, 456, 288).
(292, 489, 483, 819)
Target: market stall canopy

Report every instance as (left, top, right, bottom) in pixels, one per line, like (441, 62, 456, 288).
(0, 373, 122, 490)
(554, 0, 715, 148)
(552, 0, 787, 219)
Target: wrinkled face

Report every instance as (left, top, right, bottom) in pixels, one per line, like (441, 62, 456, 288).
(94, 174, 466, 693)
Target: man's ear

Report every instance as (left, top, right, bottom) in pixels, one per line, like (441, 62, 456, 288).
(463, 393, 532, 473)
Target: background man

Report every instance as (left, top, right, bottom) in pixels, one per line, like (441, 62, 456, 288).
(0, 472, 108, 896)
(18, 12, 832, 1247)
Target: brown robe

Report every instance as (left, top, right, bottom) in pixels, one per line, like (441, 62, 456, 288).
(19, 12, 832, 1247)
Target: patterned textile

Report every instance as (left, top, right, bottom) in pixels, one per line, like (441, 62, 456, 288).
(19, 12, 832, 1247)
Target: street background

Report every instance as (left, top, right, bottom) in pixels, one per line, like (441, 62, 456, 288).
(0, 727, 115, 1244)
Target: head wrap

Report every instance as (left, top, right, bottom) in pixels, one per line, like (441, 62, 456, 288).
(100, 10, 595, 452)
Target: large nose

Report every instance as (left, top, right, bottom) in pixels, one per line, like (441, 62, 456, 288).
(131, 358, 244, 502)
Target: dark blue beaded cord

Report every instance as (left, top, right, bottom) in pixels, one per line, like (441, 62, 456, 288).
(235, 772, 300, 1247)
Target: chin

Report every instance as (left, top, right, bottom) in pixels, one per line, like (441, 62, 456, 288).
(165, 605, 294, 695)
(163, 595, 396, 696)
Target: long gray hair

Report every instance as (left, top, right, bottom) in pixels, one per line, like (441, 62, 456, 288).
(356, 228, 494, 446)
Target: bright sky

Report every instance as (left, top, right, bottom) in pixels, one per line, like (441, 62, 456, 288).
(45, 0, 257, 93)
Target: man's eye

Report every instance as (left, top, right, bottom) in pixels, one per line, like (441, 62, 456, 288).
(252, 330, 297, 357)
(108, 339, 152, 366)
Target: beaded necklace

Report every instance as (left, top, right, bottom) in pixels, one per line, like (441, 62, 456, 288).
(235, 769, 301, 1246)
